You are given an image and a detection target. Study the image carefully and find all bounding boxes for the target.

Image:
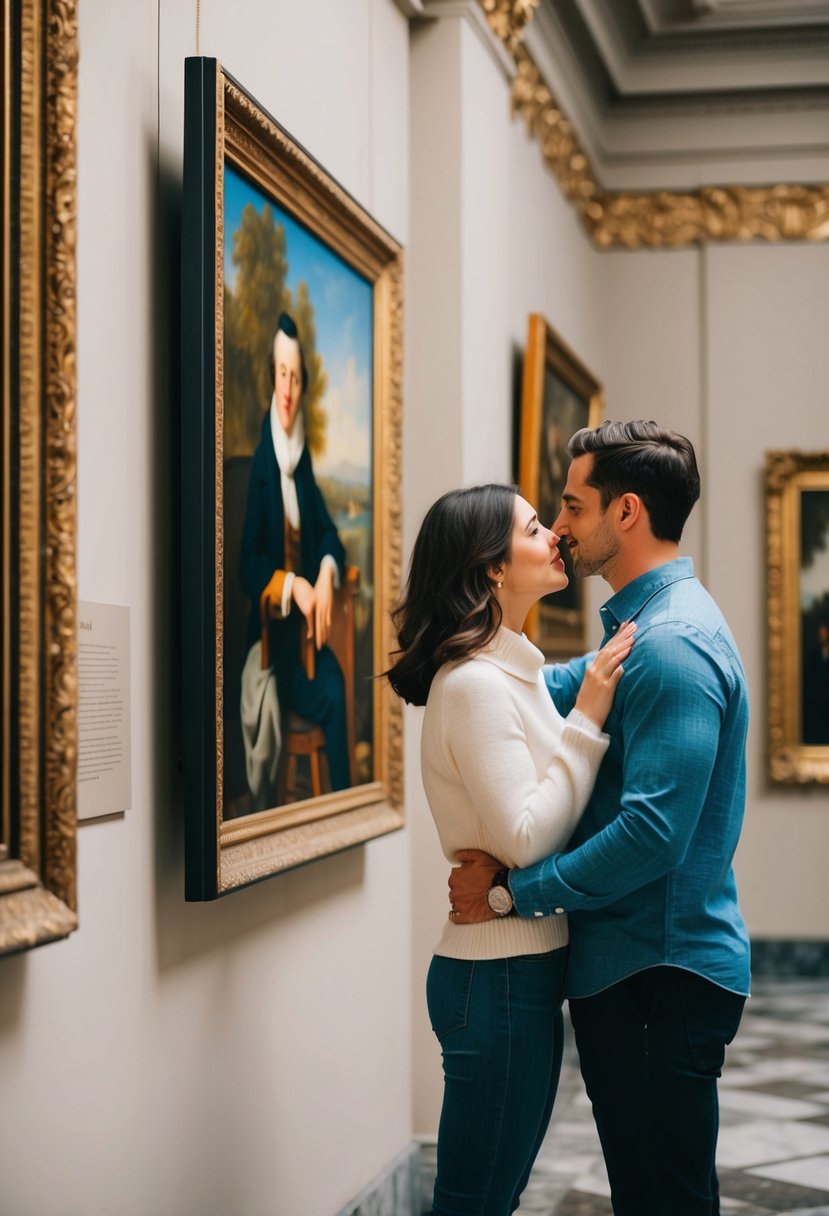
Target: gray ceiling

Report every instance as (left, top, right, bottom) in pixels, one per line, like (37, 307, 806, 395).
(526, 0, 829, 188)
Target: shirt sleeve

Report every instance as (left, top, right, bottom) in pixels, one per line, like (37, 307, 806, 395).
(543, 654, 594, 716)
(442, 667, 610, 869)
(512, 625, 729, 917)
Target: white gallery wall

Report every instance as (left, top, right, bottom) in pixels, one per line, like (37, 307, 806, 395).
(705, 244, 829, 933)
(408, 5, 829, 1137)
(0, 3, 413, 1215)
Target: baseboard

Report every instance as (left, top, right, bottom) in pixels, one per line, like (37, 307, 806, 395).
(751, 938, 829, 978)
(336, 1141, 423, 1216)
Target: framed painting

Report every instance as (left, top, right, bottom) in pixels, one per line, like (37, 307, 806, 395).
(518, 314, 603, 658)
(181, 59, 404, 899)
(1, 0, 78, 954)
(766, 450, 829, 784)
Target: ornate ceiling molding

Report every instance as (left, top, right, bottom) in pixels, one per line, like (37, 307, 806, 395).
(477, 0, 829, 247)
(479, 0, 541, 54)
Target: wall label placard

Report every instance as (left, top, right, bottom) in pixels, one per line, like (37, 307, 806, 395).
(77, 601, 132, 820)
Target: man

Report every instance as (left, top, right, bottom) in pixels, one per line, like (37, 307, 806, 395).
(449, 420, 750, 1216)
(239, 312, 350, 804)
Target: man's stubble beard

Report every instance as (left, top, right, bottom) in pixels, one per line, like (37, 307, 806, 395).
(571, 519, 619, 580)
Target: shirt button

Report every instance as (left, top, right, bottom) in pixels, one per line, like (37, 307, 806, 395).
(554, 907, 565, 915)
(533, 911, 544, 918)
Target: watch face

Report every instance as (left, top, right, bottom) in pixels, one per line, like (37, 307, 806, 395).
(487, 885, 513, 916)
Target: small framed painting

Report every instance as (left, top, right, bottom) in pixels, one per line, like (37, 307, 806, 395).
(766, 450, 829, 784)
(518, 314, 603, 658)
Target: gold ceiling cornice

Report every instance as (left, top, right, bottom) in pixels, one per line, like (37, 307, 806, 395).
(479, 0, 540, 55)
(478, 1, 829, 248)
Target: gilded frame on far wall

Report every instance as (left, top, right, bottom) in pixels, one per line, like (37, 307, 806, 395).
(181, 59, 404, 899)
(518, 314, 603, 658)
(766, 450, 829, 784)
(1, 0, 79, 954)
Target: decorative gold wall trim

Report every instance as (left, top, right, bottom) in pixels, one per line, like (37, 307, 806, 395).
(483, 6, 829, 249)
(480, 0, 539, 55)
(1, 0, 78, 956)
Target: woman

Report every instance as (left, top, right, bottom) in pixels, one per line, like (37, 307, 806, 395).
(387, 484, 634, 1216)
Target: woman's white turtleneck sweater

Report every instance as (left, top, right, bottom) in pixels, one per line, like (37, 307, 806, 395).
(421, 626, 609, 961)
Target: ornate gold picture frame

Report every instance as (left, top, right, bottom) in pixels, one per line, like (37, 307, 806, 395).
(181, 60, 404, 898)
(1, 0, 79, 954)
(766, 450, 829, 784)
(518, 314, 603, 658)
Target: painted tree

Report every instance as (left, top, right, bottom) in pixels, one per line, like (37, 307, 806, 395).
(292, 278, 328, 458)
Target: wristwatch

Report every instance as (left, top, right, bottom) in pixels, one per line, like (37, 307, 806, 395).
(486, 868, 514, 917)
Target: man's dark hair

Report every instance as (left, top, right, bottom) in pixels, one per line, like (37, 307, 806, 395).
(569, 420, 700, 542)
(267, 312, 309, 394)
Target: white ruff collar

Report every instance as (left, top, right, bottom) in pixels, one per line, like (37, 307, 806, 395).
(270, 396, 305, 529)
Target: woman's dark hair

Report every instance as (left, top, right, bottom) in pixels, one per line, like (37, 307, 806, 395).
(385, 484, 517, 705)
(267, 311, 309, 394)
(569, 419, 700, 542)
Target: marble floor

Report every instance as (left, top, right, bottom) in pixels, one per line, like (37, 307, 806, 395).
(420, 979, 829, 1215)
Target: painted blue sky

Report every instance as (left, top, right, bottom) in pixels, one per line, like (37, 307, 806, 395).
(224, 162, 373, 480)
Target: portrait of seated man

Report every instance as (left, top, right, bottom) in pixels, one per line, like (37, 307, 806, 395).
(239, 311, 349, 810)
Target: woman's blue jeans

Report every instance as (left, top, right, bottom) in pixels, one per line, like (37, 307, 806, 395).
(426, 948, 568, 1216)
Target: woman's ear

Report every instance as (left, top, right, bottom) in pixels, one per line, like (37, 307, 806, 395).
(488, 566, 505, 589)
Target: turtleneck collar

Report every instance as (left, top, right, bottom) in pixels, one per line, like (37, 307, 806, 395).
(474, 626, 545, 683)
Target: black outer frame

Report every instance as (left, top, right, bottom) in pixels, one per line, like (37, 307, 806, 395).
(181, 57, 219, 899)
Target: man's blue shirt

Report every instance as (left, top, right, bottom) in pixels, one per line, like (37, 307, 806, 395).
(511, 557, 751, 998)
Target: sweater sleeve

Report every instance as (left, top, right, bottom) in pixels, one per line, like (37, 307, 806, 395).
(441, 667, 609, 869)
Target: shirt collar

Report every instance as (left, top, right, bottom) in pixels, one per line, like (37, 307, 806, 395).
(600, 557, 695, 633)
(475, 626, 545, 683)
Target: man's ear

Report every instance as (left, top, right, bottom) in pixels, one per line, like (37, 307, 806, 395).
(617, 493, 642, 530)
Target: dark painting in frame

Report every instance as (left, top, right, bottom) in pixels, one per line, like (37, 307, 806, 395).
(518, 314, 603, 658)
(766, 450, 829, 784)
(181, 59, 404, 899)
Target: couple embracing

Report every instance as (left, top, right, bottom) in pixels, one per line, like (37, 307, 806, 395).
(387, 420, 750, 1216)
